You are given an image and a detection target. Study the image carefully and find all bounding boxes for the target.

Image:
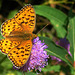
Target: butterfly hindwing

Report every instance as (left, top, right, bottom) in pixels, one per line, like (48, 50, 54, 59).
(14, 4, 36, 33)
(7, 39, 32, 68)
(0, 38, 20, 54)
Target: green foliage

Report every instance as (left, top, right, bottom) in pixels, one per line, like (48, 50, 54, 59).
(1, 58, 13, 69)
(7, 10, 18, 19)
(34, 5, 67, 38)
(0, 18, 3, 39)
(25, 72, 37, 75)
(0, 33, 3, 39)
(39, 37, 73, 68)
(67, 12, 75, 59)
(42, 64, 60, 72)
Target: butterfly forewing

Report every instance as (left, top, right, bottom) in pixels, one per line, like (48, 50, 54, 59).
(1, 4, 35, 37)
(14, 4, 36, 33)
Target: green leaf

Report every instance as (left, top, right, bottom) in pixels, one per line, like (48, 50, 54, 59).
(0, 30, 3, 39)
(0, 65, 4, 74)
(34, 5, 67, 38)
(7, 10, 18, 19)
(71, 67, 74, 74)
(6, 71, 16, 75)
(25, 72, 37, 75)
(0, 34, 3, 39)
(39, 37, 73, 68)
(0, 19, 4, 39)
(14, 71, 23, 75)
(1, 58, 13, 69)
(67, 13, 75, 59)
(0, 27, 4, 39)
(42, 64, 60, 72)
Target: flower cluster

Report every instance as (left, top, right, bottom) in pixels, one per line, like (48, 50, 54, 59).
(51, 38, 71, 62)
(14, 37, 49, 72)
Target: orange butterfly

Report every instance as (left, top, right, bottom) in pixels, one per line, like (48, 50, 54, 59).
(0, 4, 37, 68)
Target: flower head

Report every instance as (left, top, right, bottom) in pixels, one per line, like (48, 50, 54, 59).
(51, 38, 71, 62)
(13, 37, 49, 72)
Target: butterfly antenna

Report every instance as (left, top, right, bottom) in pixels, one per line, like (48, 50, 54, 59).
(36, 23, 50, 35)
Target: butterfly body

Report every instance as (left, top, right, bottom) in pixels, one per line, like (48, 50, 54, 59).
(0, 4, 37, 68)
(6, 32, 37, 41)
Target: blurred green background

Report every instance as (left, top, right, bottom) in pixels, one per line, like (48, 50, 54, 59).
(0, 0, 75, 75)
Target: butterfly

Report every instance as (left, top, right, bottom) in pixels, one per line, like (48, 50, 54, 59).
(0, 4, 37, 68)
